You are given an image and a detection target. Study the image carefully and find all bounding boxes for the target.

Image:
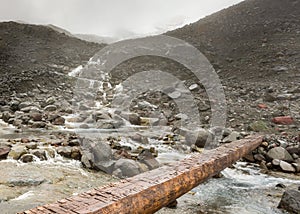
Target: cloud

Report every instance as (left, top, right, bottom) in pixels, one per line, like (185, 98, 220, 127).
(0, 0, 243, 38)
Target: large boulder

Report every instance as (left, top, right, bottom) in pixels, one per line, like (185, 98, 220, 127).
(80, 138, 114, 173)
(8, 145, 27, 160)
(267, 147, 294, 162)
(279, 161, 296, 172)
(184, 128, 213, 148)
(112, 159, 142, 178)
(137, 150, 159, 170)
(278, 190, 300, 213)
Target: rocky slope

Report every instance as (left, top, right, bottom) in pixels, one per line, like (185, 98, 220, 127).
(0, 21, 104, 94)
(167, 0, 300, 82)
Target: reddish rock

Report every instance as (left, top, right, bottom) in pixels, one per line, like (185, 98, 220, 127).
(258, 104, 268, 109)
(272, 116, 294, 125)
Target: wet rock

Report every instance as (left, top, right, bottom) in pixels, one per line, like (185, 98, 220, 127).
(20, 154, 35, 163)
(8, 145, 27, 160)
(279, 161, 296, 172)
(275, 183, 286, 189)
(13, 119, 22, 127)
(56, 146, 72, 158)
(137, 150, 159, 170)
(94, 160, 115, 174)
(8, 177, 45, 187)
(272, 116, 294, 125)
(71, 147, 81, 160)
(68, 139, 80, 146)
(184, 129, 213, 148)
(25, 142, 38, 150)
(92, 111, 111, 121)
(81, 152, 93, 168)
(130, 134, 149, 144)
(267, 147, 294, 162)
(2, 111, 13, 123)
(113, 159, 142, 178)
(80, 138, 113, 173)
(0, 146, 11, 160)
(10, 100, 20, 111)
(51, 116, 65, 125)
(278, 190, 300, 213)
(31, 121, 46, 128)
(30, 112, 43, 121)
(96, 120, 123, 129)
(31, 149, 47, 161)
(79, 104, 90, 111)
(79, 124, 89, 129)
(20, 138, 29, 144)
(128, 113, 141, 125)
(44, 105, 57, 111)
(113, 149, 131, 160)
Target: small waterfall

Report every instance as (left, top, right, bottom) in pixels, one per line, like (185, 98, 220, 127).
(68, 65, 83, 77)
(89, 80, 95, 88)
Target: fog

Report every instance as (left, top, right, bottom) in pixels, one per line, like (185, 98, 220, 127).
(0, 0, 243, 39)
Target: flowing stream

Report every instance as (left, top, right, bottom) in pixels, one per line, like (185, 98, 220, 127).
(0, 64, 299, 214)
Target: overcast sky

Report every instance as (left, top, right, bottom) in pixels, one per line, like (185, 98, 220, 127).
(0, 0, 243, 39)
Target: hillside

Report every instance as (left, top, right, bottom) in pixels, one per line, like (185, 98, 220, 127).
(0, 21, 104, 94)
(166, 0, 300, 82)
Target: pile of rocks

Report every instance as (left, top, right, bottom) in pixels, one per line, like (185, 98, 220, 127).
(0, 93, 72, 130)
(0, 132, 160, 179)
(245, 135, 300, 173)
(80, 137, 159, 178)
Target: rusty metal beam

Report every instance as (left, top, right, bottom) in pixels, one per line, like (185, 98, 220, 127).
(20, 135, 263, 214)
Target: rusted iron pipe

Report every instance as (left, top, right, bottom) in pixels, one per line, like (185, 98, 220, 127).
(21, 135, 263, 214)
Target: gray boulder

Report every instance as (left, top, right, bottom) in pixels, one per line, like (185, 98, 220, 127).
(184, 129, 213, 148)
(278, 190, 300, 213)
(80, 138, 114, 174)
(279, 161, 296, 172)
(113, 159, 142, 178)
(267, 147, 294, 162)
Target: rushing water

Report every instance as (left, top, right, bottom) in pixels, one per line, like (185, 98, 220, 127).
(158, 162, 300, 214)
